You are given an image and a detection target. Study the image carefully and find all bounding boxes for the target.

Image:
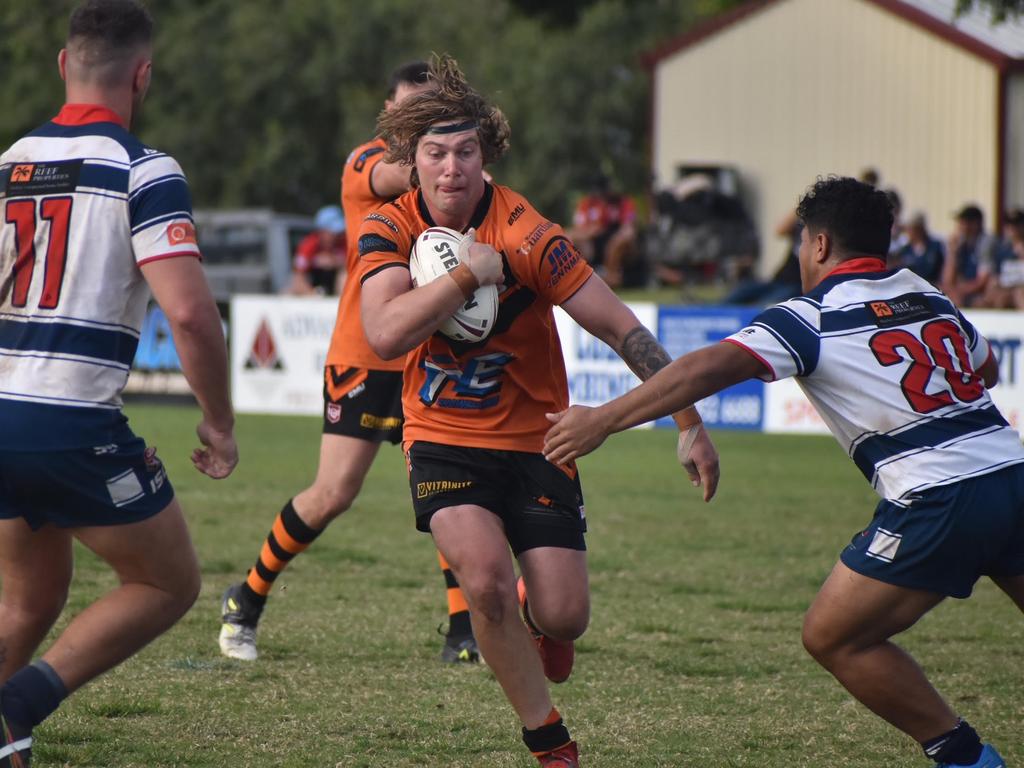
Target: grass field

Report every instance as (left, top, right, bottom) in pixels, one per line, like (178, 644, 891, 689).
(31, 404, 1023, 767)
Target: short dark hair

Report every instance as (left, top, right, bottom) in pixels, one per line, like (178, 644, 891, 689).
(68, 0, 153, 51)
(956, 204, 984, 224)
(796, 176, 893, 258)
(387, 61, 430, 100)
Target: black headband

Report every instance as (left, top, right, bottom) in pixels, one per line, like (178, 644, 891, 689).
(424, 119, 479, 135)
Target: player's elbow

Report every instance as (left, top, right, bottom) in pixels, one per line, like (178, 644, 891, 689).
(163, 298, 221, 339)
(365, 326, 405, 361)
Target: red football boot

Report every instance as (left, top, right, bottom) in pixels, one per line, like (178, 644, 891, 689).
(537, 740, 579, 767)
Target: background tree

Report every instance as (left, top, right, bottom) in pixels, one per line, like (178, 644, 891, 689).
(956, 0, 1024, 21)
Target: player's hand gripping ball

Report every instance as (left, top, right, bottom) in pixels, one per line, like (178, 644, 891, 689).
(410, 226, 499, 342)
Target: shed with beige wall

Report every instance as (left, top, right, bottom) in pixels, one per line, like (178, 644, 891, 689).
(647, 0, 1024, 274)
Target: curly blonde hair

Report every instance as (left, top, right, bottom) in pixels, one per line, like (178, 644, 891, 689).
(376, 53, 510, 184)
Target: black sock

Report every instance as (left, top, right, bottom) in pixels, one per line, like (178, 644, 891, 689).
(448, 610, 472, 636)
(922, 720, 983, 766)
(522, 710, 572, 756)
(1, 661, 68, 729)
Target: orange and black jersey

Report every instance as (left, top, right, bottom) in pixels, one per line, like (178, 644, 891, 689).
(327, 138, 403, 371)
(354, 182, 594, 453)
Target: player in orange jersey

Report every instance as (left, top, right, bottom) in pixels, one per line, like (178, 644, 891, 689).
(355, 55, 720, 768)
(219, 62, 479, 665)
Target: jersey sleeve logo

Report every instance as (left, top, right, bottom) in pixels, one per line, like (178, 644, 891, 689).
(543, 236, 581, 288)
(353, 146, 385, 172)
(358, 233, 399, 256)
(166, 221, 197, 246)
(366, 212, 399, 233)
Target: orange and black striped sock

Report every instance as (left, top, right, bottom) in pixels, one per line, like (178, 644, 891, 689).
(240, 499, 321, 608)
(438, 551, 472, 636)
(522, 708, 572, 757)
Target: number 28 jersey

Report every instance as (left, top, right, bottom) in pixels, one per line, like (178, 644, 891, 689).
(0, 104, 201, 450)
(354, 183, 594, 452)
(725, 258, 1024, 502)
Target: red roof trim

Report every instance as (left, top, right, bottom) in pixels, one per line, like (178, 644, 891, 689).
(861, 0, 1015, 70)
(643, 0, 1022, 71)
(641, 0, 779, 69)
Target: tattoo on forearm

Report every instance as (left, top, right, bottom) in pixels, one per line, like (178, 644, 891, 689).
(620, 326, 671, 381)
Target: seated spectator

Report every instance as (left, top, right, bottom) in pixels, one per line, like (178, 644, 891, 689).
(941, 204, 999, 307)
(570, 174, 637, 288)
(288, 205, 347, 295)
(722, 209, 801, 306)
(646, 174, 758, 290)
(980, 209, 1024, 309)
(884, 188, 907, 257)
(889, 211, 944, 285)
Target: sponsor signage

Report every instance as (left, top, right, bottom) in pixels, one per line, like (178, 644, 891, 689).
(656, 306, 764, 430)
(230, 294, 338, 415)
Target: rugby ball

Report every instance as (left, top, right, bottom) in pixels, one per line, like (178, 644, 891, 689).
(409, 226, 499, 343)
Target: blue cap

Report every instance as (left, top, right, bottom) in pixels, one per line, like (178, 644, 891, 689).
(315, 205, 346, 233)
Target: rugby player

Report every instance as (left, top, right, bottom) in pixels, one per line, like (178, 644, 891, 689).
(0, 1, 237, 765)
(544, 177, 1023, 768)
(355, 54, 720, 767)
(219, 62, 480, 664)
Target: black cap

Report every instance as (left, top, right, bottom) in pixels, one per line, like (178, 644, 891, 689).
(955, 204, 983, 223)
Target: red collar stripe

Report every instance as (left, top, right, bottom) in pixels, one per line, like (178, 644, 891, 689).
(824, 257, 887, 278)
(53, 104, 125, 128)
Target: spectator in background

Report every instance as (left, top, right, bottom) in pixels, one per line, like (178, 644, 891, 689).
(570, 173, 637, 288)
(288, 205, 347, 295)
(941, 204, 999, 307)
(890, 211, 944, 286)
(859, 166, 880, 187)
(884, 188, 906, 256)
(722, 208, 801, 306)
(980, 209, 1024, 309)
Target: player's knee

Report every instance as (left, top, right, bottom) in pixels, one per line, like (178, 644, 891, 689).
(2, 588, 68, 634)
(304, 484, 359, 526)
(801, 614, 841, 666)
(459, 570, 517, 626)
(531, 599, 589, 641)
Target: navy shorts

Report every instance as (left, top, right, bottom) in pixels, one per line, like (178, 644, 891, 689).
(0, 438, 175, 530)
(841, 463, 1024, 598)
(322, 365, 403, 445)
(405, 441, 587, 555)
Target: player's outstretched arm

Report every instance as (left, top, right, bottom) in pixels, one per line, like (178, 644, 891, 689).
(544, 338, 764, 499)
(557, 277, 725, 500)
(141, 257, 238, 479)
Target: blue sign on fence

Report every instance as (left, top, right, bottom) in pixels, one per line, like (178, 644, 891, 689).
(656, 306, 764, 430)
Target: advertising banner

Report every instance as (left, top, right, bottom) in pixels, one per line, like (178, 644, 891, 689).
(656, 305, 764, 430)
(230, 294, 338, 416)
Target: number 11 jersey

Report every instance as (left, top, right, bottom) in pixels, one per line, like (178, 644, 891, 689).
(0, 104, 201, 450)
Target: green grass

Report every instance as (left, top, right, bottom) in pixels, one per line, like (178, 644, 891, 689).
(30, 404, 1023, 767)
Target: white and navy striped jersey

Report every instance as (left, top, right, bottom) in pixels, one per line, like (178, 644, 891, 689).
(725, 257, 1024, 502)
(0, 104, 200, 450)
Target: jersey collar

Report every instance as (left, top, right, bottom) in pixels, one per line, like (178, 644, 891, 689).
(53, 104, 125, 128)
(417, 182, 494, 233)
(823, 256, 887, 279)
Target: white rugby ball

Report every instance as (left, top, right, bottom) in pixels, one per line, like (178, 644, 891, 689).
(409, 226, 499, 343)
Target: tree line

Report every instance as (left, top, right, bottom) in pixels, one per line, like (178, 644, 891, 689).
(1, 0, 1018, 223)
